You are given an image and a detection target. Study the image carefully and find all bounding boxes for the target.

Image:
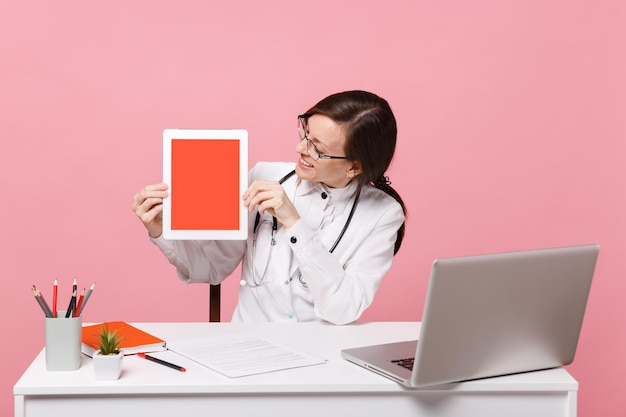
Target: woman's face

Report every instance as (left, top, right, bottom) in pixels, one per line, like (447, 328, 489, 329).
(295, 114, 358, 188)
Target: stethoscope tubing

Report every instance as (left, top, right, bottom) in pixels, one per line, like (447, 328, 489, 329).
(252, 170, 296, 237)
(246, 170, 360, 288)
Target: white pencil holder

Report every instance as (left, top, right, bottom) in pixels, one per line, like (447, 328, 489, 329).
(44, 311, 82, 371)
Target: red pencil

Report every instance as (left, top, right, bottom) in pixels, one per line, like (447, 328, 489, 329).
(52, 279, 58, 318)
(74, 288, 85, 317)
(138, 353, 186, 372)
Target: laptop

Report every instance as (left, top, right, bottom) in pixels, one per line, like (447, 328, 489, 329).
(341, 244, 599, 387)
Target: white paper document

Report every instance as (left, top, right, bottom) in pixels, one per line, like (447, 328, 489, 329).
(167, 334, 326, 377)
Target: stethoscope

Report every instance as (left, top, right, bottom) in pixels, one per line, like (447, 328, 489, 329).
(241, 169, 360, 288)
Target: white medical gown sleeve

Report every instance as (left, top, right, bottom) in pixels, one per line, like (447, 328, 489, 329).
(285, 189, 404, 325)
(150, 237, 246, 285)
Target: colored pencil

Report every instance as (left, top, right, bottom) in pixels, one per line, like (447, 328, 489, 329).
(138, 353, 186, 372)
(32, 286, 53, 317)
(74, 288, 85, 317)
(52, 279, 58, 318)
(34, 286, 53, 317)
(79, 282, 95, 316)
(65, 291, 76, 318)
(64, 278, 78, 318)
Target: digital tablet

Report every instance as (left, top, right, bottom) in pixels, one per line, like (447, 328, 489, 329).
(162, 129, 248, 240)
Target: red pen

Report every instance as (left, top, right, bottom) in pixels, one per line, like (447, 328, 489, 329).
(52, 279, 58, 318)
(138, 353, 186, 372)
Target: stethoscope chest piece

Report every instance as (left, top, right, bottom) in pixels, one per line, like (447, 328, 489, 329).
(283, 271, 308, 288)
(298, 272, 308, 288)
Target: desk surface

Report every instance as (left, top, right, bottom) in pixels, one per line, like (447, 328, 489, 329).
(14, 322, 578, 417)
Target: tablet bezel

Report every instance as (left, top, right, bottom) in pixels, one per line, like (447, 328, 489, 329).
(162, 129, 248, 240)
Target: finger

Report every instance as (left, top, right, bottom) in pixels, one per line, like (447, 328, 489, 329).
(243, 180, 263, 199)
(139, 183, 169, 199)
(242, 183, 262, 209)
(138, 203, 163, 224)
(143, 196, 164, 210)
(246, 189, 277, 213)
(243, 180, 280, 202)
(136, 201, 164, 230)
(133, 184, 168, 210)
(143, 184, 168, 200)
(134, 197, 162, 218)
(256, 199, 277, 217)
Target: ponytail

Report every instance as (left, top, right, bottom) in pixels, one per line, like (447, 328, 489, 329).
(372, 175, 406, 255)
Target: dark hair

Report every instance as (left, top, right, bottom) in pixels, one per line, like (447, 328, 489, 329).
(302, 90, 407, 254)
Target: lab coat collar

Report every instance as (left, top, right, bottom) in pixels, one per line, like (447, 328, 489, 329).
(296, 179, 359, 206)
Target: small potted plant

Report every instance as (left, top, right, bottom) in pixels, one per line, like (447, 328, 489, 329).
(92, 323, 124, 380)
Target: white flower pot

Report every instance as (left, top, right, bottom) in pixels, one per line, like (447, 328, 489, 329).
(93, 351, 123, 380)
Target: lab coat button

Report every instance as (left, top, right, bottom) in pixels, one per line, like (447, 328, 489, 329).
(288, 314, 294, 319)
(321, 192, 328, 199)
(290, 236, 297, 244)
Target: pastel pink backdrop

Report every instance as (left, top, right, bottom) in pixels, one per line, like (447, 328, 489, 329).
(1, 1, 624, 415)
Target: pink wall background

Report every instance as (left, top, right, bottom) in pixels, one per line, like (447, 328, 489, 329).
(2, 1, 624, 415)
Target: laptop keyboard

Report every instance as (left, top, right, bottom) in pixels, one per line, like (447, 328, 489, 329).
(392, 357, 415, 371)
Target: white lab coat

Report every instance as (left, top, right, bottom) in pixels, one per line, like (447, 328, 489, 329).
(151, 162, 405, 324)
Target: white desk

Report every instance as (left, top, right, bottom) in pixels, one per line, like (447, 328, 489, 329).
(14, 322, 577, 417)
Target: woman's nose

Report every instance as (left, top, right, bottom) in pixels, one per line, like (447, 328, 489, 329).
(295, 137, 308, 154)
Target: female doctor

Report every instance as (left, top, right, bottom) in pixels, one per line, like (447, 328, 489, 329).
(132, 90, 407, 325)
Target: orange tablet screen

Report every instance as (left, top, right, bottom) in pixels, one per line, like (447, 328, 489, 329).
(170, 139, 240, 230)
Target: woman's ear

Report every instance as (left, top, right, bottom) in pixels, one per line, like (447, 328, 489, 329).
(347, 161, 362, 179)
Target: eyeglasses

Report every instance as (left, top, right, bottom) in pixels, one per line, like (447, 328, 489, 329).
(297, 116, 348, 161)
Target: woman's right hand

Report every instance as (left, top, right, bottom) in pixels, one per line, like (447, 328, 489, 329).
(132, 183, 169, 238)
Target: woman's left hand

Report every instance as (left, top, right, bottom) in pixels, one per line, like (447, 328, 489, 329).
(243, 180, 300, 228)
